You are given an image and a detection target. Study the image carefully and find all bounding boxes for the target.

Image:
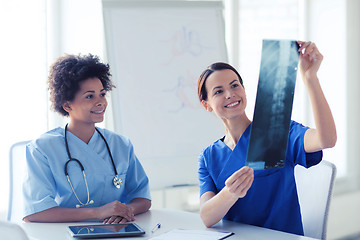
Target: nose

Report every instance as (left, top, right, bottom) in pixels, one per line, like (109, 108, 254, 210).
(96, 97, 107, 106)
(225, 90, 234, 99)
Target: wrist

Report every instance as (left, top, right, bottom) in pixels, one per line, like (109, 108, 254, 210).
(128, 205, 135, 214)
(222, 186, 240, 202)
(90, 207, 100, 220)
(302, 74, 319, 85)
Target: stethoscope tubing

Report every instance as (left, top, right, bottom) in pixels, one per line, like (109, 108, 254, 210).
(94, 127, 118, 176)
(64, 124, 122, 207)
(64, 124, 118, 176)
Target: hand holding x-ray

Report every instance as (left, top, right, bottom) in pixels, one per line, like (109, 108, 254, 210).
(298, 41, 323, 80)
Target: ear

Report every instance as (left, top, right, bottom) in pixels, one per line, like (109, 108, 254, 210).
(201, 100, 213, 112)
(62, 102, 72, 113)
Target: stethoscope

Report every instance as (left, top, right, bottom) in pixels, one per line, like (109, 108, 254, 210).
(64, 124, 123, 208)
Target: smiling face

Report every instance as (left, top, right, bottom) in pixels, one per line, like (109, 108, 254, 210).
(202, 69, 247, 120)
(63, 77, 107, 127)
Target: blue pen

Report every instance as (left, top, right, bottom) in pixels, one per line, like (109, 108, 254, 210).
(151, 223, 161, 233)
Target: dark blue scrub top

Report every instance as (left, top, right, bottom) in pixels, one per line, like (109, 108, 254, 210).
(198, 121, 322, 235)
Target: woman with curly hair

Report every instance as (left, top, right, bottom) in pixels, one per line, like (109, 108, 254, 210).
(23, 54, 151, 223)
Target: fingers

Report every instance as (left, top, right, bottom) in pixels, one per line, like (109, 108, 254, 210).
(111, 216, 124, 224)
(225, 166, 252, 186)
(99, 201, 136, 222)
(234, 172, 254, 198)
(103, 217, 110, 224)
(297, 40, 323, 76)
(103, 216, 120, 224)
(298, 41, 323, 59)
(231, 169, 253, 194)
(110, 201, 135, 221)
(103, 216, 127, 224)
(225, 166, 254, 199)
(298, 41, 314, 55)
(121, 207, 135, 222)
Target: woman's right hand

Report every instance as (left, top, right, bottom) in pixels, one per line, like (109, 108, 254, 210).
(199, 166, 254, 227)
(95, 200, 135, 223)
(224, 166, 254, 199)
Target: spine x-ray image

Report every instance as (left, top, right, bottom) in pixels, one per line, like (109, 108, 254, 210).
(246, 39, 300, 170)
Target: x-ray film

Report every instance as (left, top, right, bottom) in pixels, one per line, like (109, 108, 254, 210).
(246, 39, 300, 170)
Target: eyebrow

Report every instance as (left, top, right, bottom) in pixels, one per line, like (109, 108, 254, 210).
(212, 86, 223, 91)
(82, 89, 106, 95)
(212, 79, 239, 92)
(229, 80, 238, 85)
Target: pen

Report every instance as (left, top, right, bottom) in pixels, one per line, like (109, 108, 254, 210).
(151, 223, 161, 233)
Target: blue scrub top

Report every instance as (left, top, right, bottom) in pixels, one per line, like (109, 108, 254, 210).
(23, 127, 151, 218)
(198, 121, 322, 235)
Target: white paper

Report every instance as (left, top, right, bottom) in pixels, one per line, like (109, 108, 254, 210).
(149, 229, 233, 240)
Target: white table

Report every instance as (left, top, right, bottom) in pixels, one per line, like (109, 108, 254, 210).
(21, 208, 317, 240)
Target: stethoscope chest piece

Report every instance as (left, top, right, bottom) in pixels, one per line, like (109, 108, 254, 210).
(113, 175, 123, 189)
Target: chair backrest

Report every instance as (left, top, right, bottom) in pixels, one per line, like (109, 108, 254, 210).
(8, 141, 31, 223)
(0, 221, 29, 240)
(294, 160, 336, 240)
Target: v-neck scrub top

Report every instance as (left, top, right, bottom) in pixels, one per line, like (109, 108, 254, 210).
(23, 127, 151, 219)
(198, 121, 322, 235)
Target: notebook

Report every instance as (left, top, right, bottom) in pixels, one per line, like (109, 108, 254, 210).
(149, 229, 233, 240)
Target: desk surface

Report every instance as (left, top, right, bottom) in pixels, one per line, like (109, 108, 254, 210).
(21, 208, 317, 240)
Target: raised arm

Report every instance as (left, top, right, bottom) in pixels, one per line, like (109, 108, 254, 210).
(297, 41, 337, 153)
(199, 166, 253, 227)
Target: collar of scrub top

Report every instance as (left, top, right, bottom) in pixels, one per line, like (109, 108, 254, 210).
(64, 124, 123, 208)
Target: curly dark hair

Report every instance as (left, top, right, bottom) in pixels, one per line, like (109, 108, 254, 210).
(48, 54, 115, 116)
(197, 62, 243, 102)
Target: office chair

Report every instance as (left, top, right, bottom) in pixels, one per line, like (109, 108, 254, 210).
(294, 160, 337, 240)
(8, 141, 31, 223)
(0, 221, 29, 240)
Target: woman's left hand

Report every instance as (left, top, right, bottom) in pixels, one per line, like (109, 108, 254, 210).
(297, 41, 323, 80)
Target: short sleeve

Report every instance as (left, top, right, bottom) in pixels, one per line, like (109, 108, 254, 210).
(198, 150, 217, 196)
(23, 143, 58, 218)
(287, 121, 322, 168)
(124, 142, 151, 203)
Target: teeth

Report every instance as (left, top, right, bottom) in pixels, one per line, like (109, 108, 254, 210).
(226, 101, 239, 107)
(92, 110, 104, 113)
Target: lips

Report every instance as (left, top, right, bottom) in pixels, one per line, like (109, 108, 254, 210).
(91, 109, 105, 114)
(225, 101, 240, 108)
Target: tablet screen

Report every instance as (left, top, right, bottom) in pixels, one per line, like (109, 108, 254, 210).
(68, 222, 145, 238)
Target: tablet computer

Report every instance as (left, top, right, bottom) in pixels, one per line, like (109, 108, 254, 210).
(67, 222, 145, 238)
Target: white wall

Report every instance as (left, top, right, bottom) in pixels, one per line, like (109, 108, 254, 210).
(327, 1, 360, 239)
(328, 191, 360, 239)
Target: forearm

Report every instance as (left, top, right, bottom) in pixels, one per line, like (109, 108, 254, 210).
(127, 198, 151, 215)
(23, 206, 99, 223)
(304, 75, 337, 151)
(200, 189, 238, 228)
